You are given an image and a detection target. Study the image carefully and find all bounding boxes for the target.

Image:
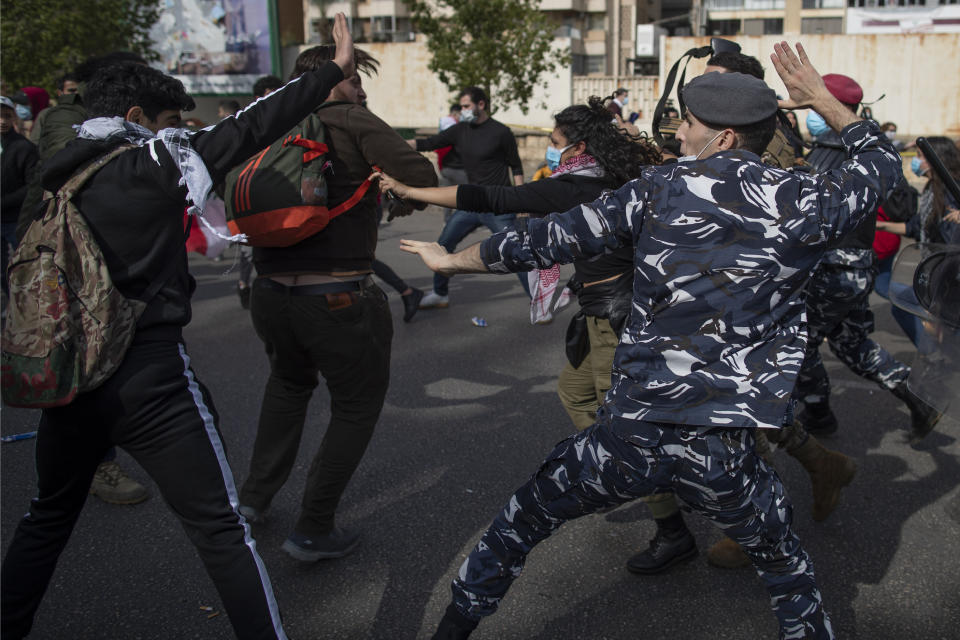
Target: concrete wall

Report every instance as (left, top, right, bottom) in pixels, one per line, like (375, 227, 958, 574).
(662, 34, 960, 140)
(357, 37, 574, 131)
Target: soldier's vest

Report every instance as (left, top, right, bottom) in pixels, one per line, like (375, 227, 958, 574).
(1, 145, 171, 408)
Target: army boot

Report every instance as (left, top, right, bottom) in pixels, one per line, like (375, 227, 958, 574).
(891, 380, 943, 442)
(89, 461, 149, 505)
(431, 604, 477, 640)
(626, 512, 698, 574)
(706, 536, 751, 569)
(796, 401, 838, 436)
(789, 437, 856, 521)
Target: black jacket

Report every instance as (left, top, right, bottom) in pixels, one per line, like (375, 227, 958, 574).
(41, 63, 345, 338)
(1, 130, 38, 224)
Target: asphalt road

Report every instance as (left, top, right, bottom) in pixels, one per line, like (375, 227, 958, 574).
(2, 208, 959, 639)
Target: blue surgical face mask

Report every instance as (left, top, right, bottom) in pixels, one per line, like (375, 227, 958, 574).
(460, 108, 476, 123)
(621, 96, 628, 106)
(806, 110, 830, 137)
(14, 104, 31, 121)
(545, 143, 574, 171)
(910, 156, 927, 177)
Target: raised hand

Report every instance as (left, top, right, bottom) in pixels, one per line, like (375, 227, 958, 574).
(769, 42, 828, 111)
(771, 41, 860, 133)
(331, 12, 355, 79)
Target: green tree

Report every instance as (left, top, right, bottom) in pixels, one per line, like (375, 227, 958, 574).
(404, 0, 568, 114)
(1, 0, 160, 93)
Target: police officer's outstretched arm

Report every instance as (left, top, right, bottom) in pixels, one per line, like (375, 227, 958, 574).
(772, 41, 901, 240)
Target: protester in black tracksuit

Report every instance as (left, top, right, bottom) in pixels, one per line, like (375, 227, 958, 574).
(0, 20, 354, 638)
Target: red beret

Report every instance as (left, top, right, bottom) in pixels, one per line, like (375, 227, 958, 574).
(822, 74, 862, 106)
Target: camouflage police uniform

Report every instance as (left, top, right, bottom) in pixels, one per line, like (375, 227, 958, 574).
(797, 131, 910, 416)
(444, 119, 902, 640)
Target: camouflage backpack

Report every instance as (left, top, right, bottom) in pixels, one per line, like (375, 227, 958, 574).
(1, 144, 169, 408)
(224, 109, 376, 247)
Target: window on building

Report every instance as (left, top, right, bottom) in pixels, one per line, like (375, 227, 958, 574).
(743, 17, 783, 34)
(587, 55, 607, 75)
(847, 0, 947, 5)
(802, 17, 844, 33)
(572, 54, 585, 75)
(587, 13, 606, 31)
(707, 19, 741, 35)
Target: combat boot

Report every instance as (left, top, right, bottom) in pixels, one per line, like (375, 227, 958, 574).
(626, 513, 698, 574)
(89, 461, 149, 505)
(796, 401, 838, 436)
(431, 604, 477, 640)
(891, 380, 943, 442)
(789, 437, 857, 521)
(706, 536, 751, 569)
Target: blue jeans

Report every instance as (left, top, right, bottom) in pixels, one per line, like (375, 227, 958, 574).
(433, 210, 529, 297)
(889, 282, 938, 354)
(874, 254, 894, 299)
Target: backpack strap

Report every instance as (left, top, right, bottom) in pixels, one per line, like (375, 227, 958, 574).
(651, 46, 712, 146)
(57, 144, 139, 201)
(54, 143, 184, 307)
(326, 164, 383, 221)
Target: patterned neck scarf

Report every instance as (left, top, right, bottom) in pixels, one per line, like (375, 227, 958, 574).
(76, 117, 212, 216)
(551, 153, 603, 179)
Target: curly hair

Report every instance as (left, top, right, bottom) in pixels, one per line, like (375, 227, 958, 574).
(553, 95, 662, 186)
(920, 136, 960, 241)
(85, 62, 194, 121)
(290, 46, 379, 80)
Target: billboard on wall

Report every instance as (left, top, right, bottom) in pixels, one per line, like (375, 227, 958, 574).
(150, 0, 278, 95)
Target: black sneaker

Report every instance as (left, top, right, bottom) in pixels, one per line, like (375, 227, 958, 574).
(238, 284, 251, 309)
(626, 527, 698, 575)
(282, 528, 360, 562)
(402, 288, 424, 322)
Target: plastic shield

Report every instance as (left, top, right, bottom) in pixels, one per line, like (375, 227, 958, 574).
(889, 242, 960, 419)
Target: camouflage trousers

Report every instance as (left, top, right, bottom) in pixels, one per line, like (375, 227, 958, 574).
(451, 422, 833, 640)
(797, 263, 909, 407)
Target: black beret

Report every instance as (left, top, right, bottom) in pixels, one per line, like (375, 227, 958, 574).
(682, 72, 779, 126)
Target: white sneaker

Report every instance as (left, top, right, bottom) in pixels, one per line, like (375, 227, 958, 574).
(419, 291, 450, 309)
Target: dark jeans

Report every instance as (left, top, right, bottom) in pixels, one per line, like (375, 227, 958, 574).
(1, 340, 287, 640)
(434, 210, 529, 297)
(241, 278, 393, 535)
(372, 260, 408, 294)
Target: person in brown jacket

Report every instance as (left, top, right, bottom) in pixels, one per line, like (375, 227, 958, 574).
(237, 45, 438, 562)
